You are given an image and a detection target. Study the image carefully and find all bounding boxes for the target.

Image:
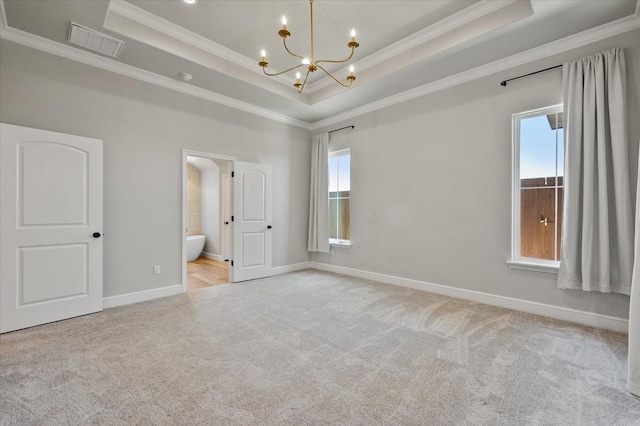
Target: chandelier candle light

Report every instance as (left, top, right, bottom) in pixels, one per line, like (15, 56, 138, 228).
(258, 0, 359, 93)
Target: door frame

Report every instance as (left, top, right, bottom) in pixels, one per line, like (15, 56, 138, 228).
(181, 149, 236, 292)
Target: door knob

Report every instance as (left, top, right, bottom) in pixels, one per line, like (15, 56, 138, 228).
(267, 225, 272, 229)
(92, 232, 102, 238)
(225, 221, 229, 225)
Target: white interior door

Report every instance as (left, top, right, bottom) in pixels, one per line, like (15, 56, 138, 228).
(0, 123, 103, 333)
(232, 162, 272, 282)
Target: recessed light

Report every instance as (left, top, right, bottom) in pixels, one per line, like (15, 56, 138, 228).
(183, 0, 197, 4)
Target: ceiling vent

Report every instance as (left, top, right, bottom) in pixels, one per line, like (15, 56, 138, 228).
(68, 22, 124, 58)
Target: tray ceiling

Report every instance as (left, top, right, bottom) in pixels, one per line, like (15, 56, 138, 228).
(1, 0, 639, 127)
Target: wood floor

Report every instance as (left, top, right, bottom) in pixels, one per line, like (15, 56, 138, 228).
(187, 257, 229, 290)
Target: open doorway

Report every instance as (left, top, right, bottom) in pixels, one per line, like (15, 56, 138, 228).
(182, 150, 235, 292)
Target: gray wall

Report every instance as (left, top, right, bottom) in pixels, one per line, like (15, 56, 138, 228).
(2, 35, 638, 319)
(0, 40, 311, 298)
(313, 42, 640, 319)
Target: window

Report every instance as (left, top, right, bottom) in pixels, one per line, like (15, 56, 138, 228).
(328, 149, 350, 245)
(509, 105, 564, 272)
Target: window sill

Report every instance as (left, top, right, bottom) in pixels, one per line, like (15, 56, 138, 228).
(507, 259, 559, 274)
(330, 240, 351, 248)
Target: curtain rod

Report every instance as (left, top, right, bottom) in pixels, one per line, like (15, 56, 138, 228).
(500, 64, 562, 87)
(328, 125, 354, 134)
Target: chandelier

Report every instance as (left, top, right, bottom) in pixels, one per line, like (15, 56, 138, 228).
(258, 0, 360, 93)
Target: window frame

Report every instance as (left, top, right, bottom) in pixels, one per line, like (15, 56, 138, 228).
(328, 148, 351, 247)
(507, 104, 563, 274)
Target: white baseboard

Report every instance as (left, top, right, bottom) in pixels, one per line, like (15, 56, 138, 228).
(103, 262, 312, 309)
(101, 261, 628, 334)
(272, 262, 313, 276)
(310, 262, 629, 334)
(103, 284, 182, 309)
(202, 251, 224, 262)
(629, 381, 640, 397)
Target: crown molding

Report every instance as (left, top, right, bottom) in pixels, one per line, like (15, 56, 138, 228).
(105, 0, 531, 102)
(307, 0, 525, 93)
(310, 10, 640, 131)
(104, 0, 307, 104)
(106, 0, 295, 89)
(2, 0, 638, 134)
(107, 0, 294, 87)
(0, 20, 311, 130)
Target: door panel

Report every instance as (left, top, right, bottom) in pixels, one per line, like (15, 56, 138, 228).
(20, 143, 88, 226)
(1, 123, 103, 333)
(241, 233, 265, 267)
(232, 162, 272, 282)
(20, 244, 88, 305)
(241, 172, 266, 221)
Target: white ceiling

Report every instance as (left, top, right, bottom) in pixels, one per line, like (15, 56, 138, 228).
(1, 0, 639, 128)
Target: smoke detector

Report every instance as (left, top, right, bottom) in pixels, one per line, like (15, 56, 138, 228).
(179, 72, 193, 82)
(68, 23, 124, 58)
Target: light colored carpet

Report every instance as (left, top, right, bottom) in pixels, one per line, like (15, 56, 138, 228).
(1, 269, 639, 425)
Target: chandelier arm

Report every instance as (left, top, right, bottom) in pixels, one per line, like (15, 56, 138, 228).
(282, 38, 305, 60)
(262, 63, 305, 77)
(315, 47, 356, 66)
(297, 68, 312, 93)
(317, 65, 352, 88)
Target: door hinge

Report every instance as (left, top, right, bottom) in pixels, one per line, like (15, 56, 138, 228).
(231, 260, 234, 266)
(231, 171, 234, 177)
(231, 215, 234, 222)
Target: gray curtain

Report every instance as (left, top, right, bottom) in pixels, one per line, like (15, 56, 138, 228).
(558, 48, 633, 294)
(629, 139, 640, 397)
(308, 133, 330, 253)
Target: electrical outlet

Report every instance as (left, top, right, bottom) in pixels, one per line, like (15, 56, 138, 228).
(153, 265, 161, 275)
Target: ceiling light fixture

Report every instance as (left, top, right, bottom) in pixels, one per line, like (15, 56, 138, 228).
(183, 0, 197, 5)
(258, 0, 359, 93)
